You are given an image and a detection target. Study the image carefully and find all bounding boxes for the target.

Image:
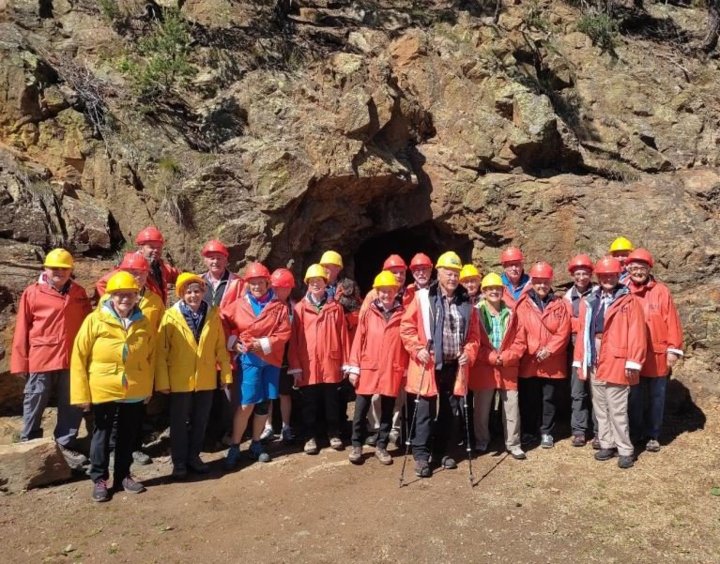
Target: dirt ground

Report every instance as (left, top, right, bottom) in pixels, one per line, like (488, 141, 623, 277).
(1, 393, 719, 564)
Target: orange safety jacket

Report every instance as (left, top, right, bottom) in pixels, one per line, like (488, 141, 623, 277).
(359, 284, 416, 314)
(11, 277, 92, 374)
(516, 291, 571, 379)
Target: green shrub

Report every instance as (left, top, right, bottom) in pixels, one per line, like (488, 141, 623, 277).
(98, 0, 121, 22)
(577, 12, 619, 53)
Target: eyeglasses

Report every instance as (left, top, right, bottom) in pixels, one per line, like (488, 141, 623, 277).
(627, 265, 649, 273)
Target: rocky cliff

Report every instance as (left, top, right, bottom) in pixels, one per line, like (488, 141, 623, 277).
(1, 0, 719, 411)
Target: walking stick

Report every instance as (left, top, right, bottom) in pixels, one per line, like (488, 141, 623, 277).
(462, 392, 475, 487)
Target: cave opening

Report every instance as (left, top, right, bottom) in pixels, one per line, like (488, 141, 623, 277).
(352, 221, 474, 293)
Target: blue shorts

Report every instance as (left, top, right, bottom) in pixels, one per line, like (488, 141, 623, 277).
(237, 355, 281, 405)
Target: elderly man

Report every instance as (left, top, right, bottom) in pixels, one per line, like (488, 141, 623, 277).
(400, 251, 481, 478)
(500, 247, 530, 309)
(135, 226, 179, 305)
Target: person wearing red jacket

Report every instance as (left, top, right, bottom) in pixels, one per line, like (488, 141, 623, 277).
(573, 257, 647, 469)
(135, 226, 179, 305)
(625, 249, 683, 452)
(409, 253, 433, 290)
(222, 262, 292, 468)
(400, 251, 481, 478)
(500, 247, 531, 309)
(346, 271, 409, 465)
(10, 248, 92, 469)
(288, 264, 351, 455)
(515, 262, 571, 449)
(469, 273, 527, 460)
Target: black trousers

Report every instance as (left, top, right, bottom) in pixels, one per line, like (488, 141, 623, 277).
(170, 390, 214, 466)
(90, 401, 144, 484)
(352, 394, 395, 448)
(302, 383, 340, 439)
(410, 364, 461, 463)
(519, 377, 563, 436)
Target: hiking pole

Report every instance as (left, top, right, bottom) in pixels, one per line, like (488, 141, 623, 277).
(462, 392, 475, 488)
(399, 342, 432, 488)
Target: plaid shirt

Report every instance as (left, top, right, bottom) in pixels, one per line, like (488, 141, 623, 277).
(441, 294, 464, 361)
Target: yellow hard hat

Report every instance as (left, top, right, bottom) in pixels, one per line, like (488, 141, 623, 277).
(373, 270, 400, 289)
(106, 271, 140, 293)
(481, 272, 504, 289)
(175, 272, 205, 297)
(459, 264, 480, 282)
(435, 251, 462, 271)
(609, 236, 634, 253)
(320, 250, 343, 268)
(304, 264, 329, 283)
(44, 248, 74, 269)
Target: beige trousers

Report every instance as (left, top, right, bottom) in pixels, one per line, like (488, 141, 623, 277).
(591, 371, 633, 457)
(473, 389, 520, 449)
(368, 391, 404, 433)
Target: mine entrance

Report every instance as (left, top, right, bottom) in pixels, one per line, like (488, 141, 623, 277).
(352, 221, 473, 293)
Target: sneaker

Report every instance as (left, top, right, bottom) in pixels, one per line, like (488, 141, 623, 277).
(281, 427, 295, 443)
(540, 434, 554, 449)
(119, 476, 145, 494)
(521, 433, 537, 445)
(224, 444, 242, 470)
(474, 440, 489, 453)
(594, 448, 617, 462)
(304, 438, 319, 455)
(188, 457, 210, 474)
(388, 429, 400, 447)
(171, 464, 188, 480)
(58, 445, 89, 469)
(645, 439, 661, 452)
(508, 447, 527, 460)
(132, 450, 151, 465)
(248, 441, 271, 463)
(348, 446, 363, 464)
(92, 479, 110, 502)
(441, 456, 457, 470)
(375, 447, 393, 465)
(329, 436, 344, 451)
(618, 455, 635, 469)
(415, 459, 432, 478)
(259, 426, 274, 443)
(591, 436, 601, 450)
(571, 434, 587, 447)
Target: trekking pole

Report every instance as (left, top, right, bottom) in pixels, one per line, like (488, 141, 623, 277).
(399, 341, 432, 488)
(462, 392, 475, 488)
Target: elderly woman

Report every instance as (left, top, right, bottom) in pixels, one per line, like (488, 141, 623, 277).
(223, 262, 292, 469)
(155, 273, 232, 480)
(71, 271, 156, 502)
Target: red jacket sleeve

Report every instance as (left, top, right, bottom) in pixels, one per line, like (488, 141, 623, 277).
(546, 301, 572, 355)
(463, 308, 481, 366)
(400, 297, 424, 360)
(626, 296, 647, 369)
(501, 316, 527, 367)
(10, 287, 32, 374)
(287, 303, 303, 373)
(663, 288, 684, 352)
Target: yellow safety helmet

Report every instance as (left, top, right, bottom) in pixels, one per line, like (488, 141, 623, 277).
(175, 272, 205, 297)
(44, 248, 74, 269)
(373, 270, 400, 289)
(106, 271, 140, 294)
(481, 272, 504, 289)
(435, 251, 463, 271)
(319, 250, 343, 268)
(304, 264, 329, 283)
(459, 264, 480, 282)
(609, 236, 634, 253)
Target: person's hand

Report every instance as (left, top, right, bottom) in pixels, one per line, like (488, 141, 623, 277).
(458, 352, 469, 366)
(495, 355, 503, 367)
(233, 341, 246, 353)
(536, 348, 550, 362)
(348, 373, 359, 387)
(292, 373, 302, 387)
(417, 348, 431, 365)
(667, 352, 680, 368)
(625, 368, 639, 380)
(80, 403, 91, 412)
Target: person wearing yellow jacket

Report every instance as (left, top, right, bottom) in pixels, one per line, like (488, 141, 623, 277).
(155, 273, 232, 480)
(70, 272, 156, 502)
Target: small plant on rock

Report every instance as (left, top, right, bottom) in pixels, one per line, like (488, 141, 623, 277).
(577, 12, 619, 53)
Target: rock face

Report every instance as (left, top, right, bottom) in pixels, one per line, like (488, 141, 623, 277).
(0, 438, 72, 492)
(0, 0, 719, 411)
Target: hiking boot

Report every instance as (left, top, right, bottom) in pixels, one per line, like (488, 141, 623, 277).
(304, 438, 319, 455)
(508, 447, 527, 460)
(645, 439, 661, 452)
(474, 440, 489, 453)
(618, 455, 635, 469)
(188, 457, 210, 474)
(248, 440, 271, 463)
(441, 456, 457, 470)
(119, 476, 145, 494)
(259, 426, 274, 443)
(375, 447, 393, 465)
(521, 433, 537, 445)
(58, 445, 89, 470)
(571, 434, 587, 447)
(415, 459, 432, 478)
(224, 444, 242, 470)
(329, 436, 344, 451)
(594, 448, 617, 462)
(281, 427, 295, 443)
(348, 446, 363, 464)
(92, 479, 110, 502)
(132, 450, 151, 465)
(171, 464, 188, 480)
(540, 434, 554, 449)
(591, 436, 601, 450)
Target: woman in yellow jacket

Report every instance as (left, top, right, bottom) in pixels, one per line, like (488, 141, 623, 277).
(71, 272, 156, 503)
(155, 273, 232, 480)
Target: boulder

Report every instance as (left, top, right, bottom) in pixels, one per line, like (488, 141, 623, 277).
(0, 438, 72, 492)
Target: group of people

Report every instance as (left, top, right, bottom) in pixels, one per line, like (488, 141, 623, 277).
(10, 229, 683, 502)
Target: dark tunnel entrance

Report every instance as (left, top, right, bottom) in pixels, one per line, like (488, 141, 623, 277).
(352, 221, 474, 293)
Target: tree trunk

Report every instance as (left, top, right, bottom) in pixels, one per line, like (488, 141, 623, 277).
(701, 0, 720, 53)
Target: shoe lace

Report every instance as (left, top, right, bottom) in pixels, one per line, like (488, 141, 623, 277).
(96, 479, 108, 489)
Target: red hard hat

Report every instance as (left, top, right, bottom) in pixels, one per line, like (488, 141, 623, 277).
(500, 246, 524, 264)
(529, 261, 554, 279)
(626, 248, 654, 268)
(119, 252, 149, 273)
(383, 254, 407, 271)
(201, 239, 229, 258)
(135, 226, 164, 245)
(567, 254, 594, 273)
(244, 262, 271, 280)
(594, 256, 622, 275)
(409, 253, 433, 271)
(270, 268, 295, 289)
